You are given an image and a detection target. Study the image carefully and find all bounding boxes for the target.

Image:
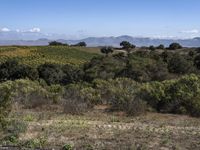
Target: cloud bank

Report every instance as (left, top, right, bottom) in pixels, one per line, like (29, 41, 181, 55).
(181, 29, 199, 34)
(1, 27, 11, 32)
(29, 28, 41, 33)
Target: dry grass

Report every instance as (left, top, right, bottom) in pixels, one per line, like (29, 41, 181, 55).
(1, 107, 200, 150)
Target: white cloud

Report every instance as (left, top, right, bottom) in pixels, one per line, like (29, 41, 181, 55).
(1, 27, 11, 32)
(29, 27, 41, 33)
(16, 29, 20, 32)
(181, 29, 199, 34)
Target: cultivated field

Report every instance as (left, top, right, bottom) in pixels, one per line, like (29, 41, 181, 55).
(0, 46, 99, 66)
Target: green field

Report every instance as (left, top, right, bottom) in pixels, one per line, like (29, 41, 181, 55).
(0, 46, 99, 66)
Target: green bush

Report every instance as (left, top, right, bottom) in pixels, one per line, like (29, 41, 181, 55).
(119, 54, 168, 82)
(93, 78, 147, 115)
(63, 83, 100, 114)
(0, 59, 38, 82)
(157, 44, 165, 49)
(1, 119, 27, 145)
(0, 79, 65, 123)
(61, 64, 84, 85)
(160, 51, 173, 63)
(194, 54, 200, 69)
(100, 46, 113, 56)
(0, 81, 13, 128)
(62, 144, 73, 150)
(84, 56, 126, 81)
(141, 74, 200, 117)
(49, 41, 68, 46)
(168, 53, 194, 74)
(168, 43, 182, 50)
(38, 63, 64, 85)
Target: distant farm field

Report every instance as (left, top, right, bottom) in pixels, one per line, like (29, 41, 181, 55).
(0, 46, 99, 66)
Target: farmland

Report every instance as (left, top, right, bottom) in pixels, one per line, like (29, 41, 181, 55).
(0, 46, 99, 66)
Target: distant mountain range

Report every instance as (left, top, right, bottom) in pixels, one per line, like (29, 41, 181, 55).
(0, 34, 200, 47)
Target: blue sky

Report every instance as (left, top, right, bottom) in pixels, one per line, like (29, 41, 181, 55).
(0, 0, 200, 39)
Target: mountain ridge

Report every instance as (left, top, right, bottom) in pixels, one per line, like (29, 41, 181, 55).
(0, 35, 200, 47)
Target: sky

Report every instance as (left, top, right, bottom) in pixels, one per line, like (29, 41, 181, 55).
(0, 0, 200, 39)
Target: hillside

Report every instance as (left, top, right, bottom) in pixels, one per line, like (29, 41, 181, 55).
(1, 46, 200, 149)
(0, 46, 99, 66)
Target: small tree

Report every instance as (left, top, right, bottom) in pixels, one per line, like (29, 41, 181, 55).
(157, 44, 165, 49)
(194, 54, 200, 69)
(0, 59, 38, 82)
(120, 41, 136, 54)
(149, 45, 156, 51)
(37, 63, 64, 85)
(49, 41, 68, 46)
(195, 47, 200, 53)
(100, 46, 113, 56)
(78, 42, 87, 47)
(168, 43, 182, 50)
(168, 53, 192, 74)
(71, 42, 87, 47)
(161, 50, 172, 63)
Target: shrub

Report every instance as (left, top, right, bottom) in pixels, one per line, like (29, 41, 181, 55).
(72, 42, 87, 47)
(93, 78, 146, 115)
(149, 45, 156, 51)
(120, 41, 136, 54)
(141, 74, 200, 117)
(47, 84, 64, 104)
(126, 97, 147, 116)
(168, 53, 193, 74)
(0, 79, 62, 114)
(160, 50, 173, 63)
(10, 80, 48, 108)
(157, 44, 165, 49)
(84, 56, 126, 81)
(49, 41, 68, 46)
(188, 50, 195, 57)
(100, 46, 113, 56)
(61, 64, 84, 85)
(118, 54, 168, 82)
(194, 54, 200, 69)
(63, 84, 100, 114)
(0, 82, 13, 128)
(168, 43, 182, 50)
(0, 59, 38, 82)
(38, 63, 64, 85)
(62, 144, 73, 150)
(3, 119, 27, 138)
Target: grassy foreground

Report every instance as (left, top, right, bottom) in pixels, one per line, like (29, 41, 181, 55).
(1, 107, 200, 150)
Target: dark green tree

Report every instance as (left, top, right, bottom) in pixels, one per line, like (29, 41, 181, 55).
(61, 64, 84, 85)
(75, 42, 87, 47)
(120, 41, 136, 54)
(194, 54, 200, 69)
(0, 59, 38, 82)
(149, 45, 156, 51)
(157, 44, 165, 49)
(49, 41, 68, 46)
(37, 63, 64, 85)
(100, 46, 113, 56)
(168, 53, 192, 74)
(168, 43, 182, 50)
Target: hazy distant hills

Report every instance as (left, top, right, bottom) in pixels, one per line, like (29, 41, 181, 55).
(0, 35, 200, 47)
